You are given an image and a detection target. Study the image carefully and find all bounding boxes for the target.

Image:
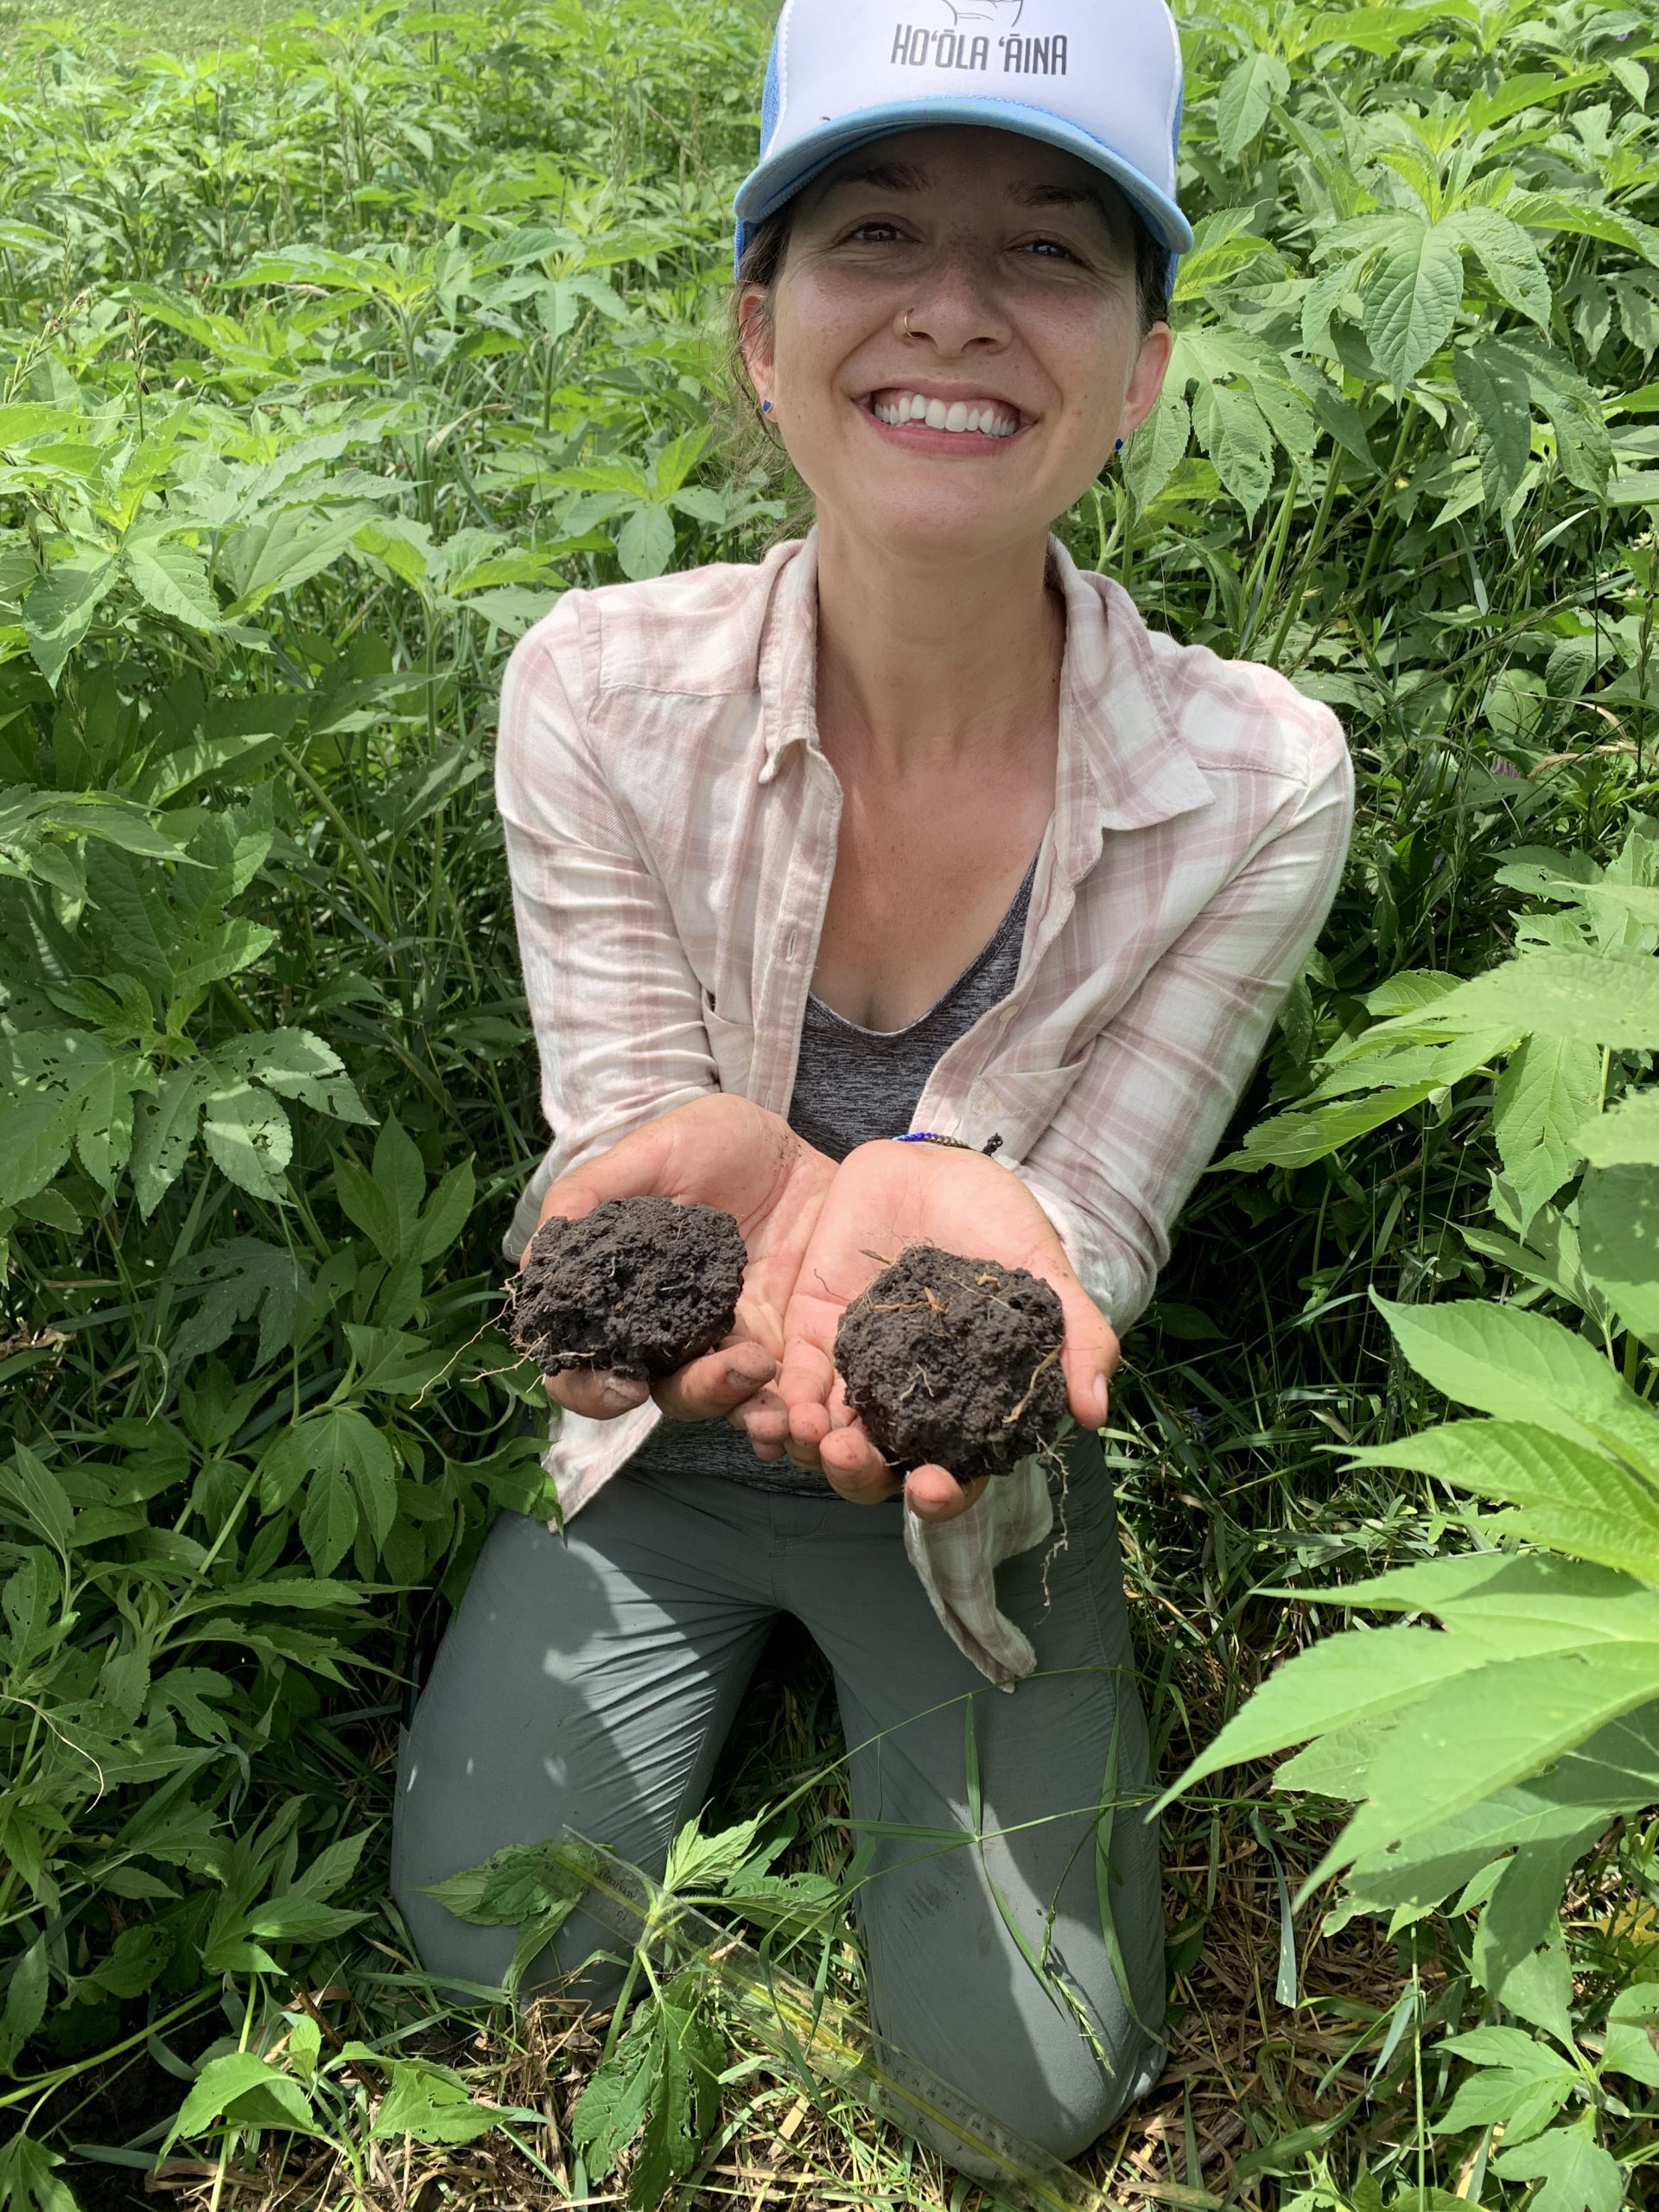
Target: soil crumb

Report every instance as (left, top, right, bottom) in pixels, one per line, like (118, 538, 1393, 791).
(512, 1196, 746, 1379)
(834, 1244, 1068, 1479)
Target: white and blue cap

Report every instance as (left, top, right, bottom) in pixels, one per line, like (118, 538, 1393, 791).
(734, 0, 1192, 285)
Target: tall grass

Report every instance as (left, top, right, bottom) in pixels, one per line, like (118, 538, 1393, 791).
(0, 2, 1656, 2208)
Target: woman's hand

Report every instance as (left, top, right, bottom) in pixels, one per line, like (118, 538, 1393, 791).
(524, 1096, 836, 1445)
(775, 1140, 1119, 1522)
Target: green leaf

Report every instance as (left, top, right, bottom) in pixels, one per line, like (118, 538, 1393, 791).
(1492, 1035, 1601, 1226)
(416, 1158, 474, 1262)
(1364, 220, 1464, 385)
(1435, 2055, 1578, 2144)
(1345, 1421, 1659, 1581)
(570, 1974, 721, 2208)
(1123, 382, 1190, 508)
(1190, 380, 1273, 523)
(616, 503, 675, 582)
(124, 537, 223, 631)
(175, 2051, 319, 2138)
(1492, 2120, 1624, 2212)
(1580, 1164, 1659, 1351)
(371, 2060, 502, 2144)
(1578, 1089, 1659, 1167)
(1158, 1626, 1488, 1802)
(22, 556, 117, 687)
(1371, 1294, 1659, 1474)
(1328, 1643, 1659, 1869)
(1215, 1083, 1440, 1171)
(0, 2133, 79, 2212)
(1215, 50, 1290, 161)
(1442, 207, 1551, 327)
(200, 1079, 293, 1201)
(1409, 948, 1659, 1048)
(260, 1409, 397, 1573)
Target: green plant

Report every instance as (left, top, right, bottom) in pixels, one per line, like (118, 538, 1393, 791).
(0, 0, 1656, 2205)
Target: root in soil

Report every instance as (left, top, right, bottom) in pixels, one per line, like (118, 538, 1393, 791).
(833, 1244, 1068, 1479)
(509, 1195, 746, 1379)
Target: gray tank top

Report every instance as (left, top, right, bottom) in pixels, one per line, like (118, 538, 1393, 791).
(628, 855, 1039, 1494)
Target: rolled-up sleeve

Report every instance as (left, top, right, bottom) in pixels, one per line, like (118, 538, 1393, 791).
(1014, 714, 1353, 1332)
(496, 593, 717, 1255)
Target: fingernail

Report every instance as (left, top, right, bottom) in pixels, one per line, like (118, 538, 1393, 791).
(1092, 1371, 1110, 1424)
(601, 1376, 645, 1411)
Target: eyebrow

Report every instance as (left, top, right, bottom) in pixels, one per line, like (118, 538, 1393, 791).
(819, 162, 1121, 232)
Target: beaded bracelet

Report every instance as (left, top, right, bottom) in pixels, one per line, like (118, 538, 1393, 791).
(895, 1130, 1004, 1158)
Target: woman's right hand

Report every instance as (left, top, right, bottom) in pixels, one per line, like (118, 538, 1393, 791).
(522, 1096, 836, 1446)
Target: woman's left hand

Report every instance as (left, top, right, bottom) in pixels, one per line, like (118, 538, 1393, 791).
(773, 1139, 1119, 1521)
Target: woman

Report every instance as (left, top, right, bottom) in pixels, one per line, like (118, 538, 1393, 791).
(391, 0, 1353, 2168)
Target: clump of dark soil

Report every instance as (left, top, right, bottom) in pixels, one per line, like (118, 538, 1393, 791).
(833, 1244, 1068, 1479)
(511, 1196, 746, 1379)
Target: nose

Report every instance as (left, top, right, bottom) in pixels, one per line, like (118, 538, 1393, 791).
(897, 238, 1012, 358)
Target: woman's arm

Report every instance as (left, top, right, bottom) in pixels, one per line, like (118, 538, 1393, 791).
(1012, 720, 1355, 1332)
(499, 600, 835, 1436)
(497, 593, 724, 1208)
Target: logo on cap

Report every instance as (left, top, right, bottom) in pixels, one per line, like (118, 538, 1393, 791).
(931, 0, 1025, 21)
(891, 0, 1066, 76)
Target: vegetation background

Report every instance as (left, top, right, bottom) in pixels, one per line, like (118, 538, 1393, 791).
(0, 1, 1656, 2209)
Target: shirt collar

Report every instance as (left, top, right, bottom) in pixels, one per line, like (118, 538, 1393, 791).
(758, 528, 1214, 870)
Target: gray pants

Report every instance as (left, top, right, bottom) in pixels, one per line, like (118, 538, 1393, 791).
(390, 1435, 1165, 2164)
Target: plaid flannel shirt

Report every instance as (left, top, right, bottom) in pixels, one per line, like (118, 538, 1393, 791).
(497, 528, 1353, 1687)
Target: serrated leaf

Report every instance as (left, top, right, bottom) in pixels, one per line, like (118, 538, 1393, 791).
(1373, 1294, 1659, 1471)
(1364, 220, 1464, 385)
(1492, 1034, 1600, 1226)
(1159, 1626, 1487, 1802)
(1345, 1420, 1659, 1580)
(1578, 1089, 1659, 1167)
(0, 2133, 79, 2212)
(1216, 1083, 1440, 1171)
(175, 2051, 319, 2138)
(200, 1080, 293, 1201)
(1492, 2120, 1624, 2212)
(1191, 379, 1274, 522)
(1580, 1164, 1659, 1350)
(1216, 50, 1290, 161)
(124, 537, 223, 631)
(1123, 381, 1190, 508)
(371, 2060, 501, 2144)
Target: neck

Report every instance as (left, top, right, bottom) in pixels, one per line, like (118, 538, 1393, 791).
(811, 516, 1065, 777)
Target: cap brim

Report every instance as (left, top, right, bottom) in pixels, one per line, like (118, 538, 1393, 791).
(734, 98, 1192, 259)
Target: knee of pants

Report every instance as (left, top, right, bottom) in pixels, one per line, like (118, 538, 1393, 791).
(898, 2029, 1166, 2174)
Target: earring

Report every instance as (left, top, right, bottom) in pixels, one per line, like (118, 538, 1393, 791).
(1115, 437, 1124, 452)
(763, 399, 772, 413)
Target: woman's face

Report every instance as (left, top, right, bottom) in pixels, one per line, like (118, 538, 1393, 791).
(739, 125, 1173, 563)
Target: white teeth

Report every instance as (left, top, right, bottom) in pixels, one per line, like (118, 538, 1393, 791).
(872, 392, 1019, 438)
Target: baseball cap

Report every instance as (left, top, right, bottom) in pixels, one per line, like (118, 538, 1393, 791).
(734, 0, 1192, 285)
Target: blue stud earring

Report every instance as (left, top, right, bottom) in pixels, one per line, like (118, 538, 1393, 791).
(763, 400, 772, 413)
(1115, 437, 1124, 452)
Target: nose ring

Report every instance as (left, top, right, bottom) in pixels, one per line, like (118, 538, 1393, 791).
(901, 308, 914, 340)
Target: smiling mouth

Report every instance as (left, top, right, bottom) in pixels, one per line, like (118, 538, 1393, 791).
(865, 388, 1024, 439)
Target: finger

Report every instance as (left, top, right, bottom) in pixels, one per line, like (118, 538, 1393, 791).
(778, 1337, 838, 1449)
(729, 1384, 792, 1452)
(652, 1341, 776, 1423)
(1049, 1277, 1121, 1428)
(819, 1421, 899, 1502)
(543, 1370, 650, 1420)
(903, 1465, 988, 1522)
